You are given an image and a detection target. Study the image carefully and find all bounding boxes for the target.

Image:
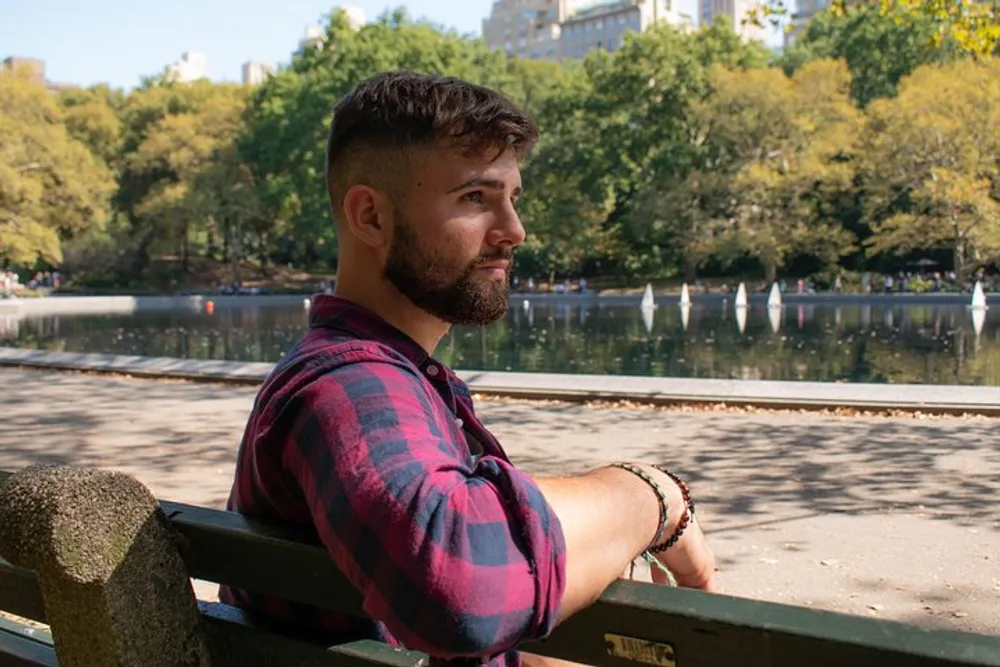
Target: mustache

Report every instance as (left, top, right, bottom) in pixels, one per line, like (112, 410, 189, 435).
(477, 247, 514, 264)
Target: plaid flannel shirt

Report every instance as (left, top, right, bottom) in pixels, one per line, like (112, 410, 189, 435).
(220, 295, 567, 666)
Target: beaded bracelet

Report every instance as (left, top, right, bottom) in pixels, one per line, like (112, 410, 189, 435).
(648, 466, 697, 554)
(608, 462, 670, 551)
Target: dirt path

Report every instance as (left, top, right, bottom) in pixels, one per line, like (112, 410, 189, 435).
(3, 368, 998, 636)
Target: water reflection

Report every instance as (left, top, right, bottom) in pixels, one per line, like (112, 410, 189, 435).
(3, 302, 999, 385)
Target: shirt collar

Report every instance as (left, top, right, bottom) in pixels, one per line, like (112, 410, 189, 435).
(307, 294, 431, 368)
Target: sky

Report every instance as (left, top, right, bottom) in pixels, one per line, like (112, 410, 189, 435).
(2, 0, 708, 90)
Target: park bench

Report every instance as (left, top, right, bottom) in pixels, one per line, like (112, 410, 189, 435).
(1, 466, 999, 667)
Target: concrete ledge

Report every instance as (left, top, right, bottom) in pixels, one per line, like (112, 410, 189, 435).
(0, 294, 311, 315)
(2, 348, 998, 415)
(0, 290, 993, 316)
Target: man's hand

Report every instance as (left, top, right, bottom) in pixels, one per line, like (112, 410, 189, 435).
(644, 467, 717, 592)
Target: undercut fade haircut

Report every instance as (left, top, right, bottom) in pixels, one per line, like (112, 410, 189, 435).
(325, 70, 539, 222)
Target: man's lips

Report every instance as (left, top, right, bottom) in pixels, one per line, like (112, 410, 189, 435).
(478, 260, 511, 270)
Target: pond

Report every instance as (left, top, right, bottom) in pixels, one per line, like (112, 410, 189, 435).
(2, 300, 998, 385)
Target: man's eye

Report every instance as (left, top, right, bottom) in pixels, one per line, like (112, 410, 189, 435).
(462, 191, 484, 204)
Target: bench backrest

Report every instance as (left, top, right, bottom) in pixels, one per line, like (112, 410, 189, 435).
(2, 467, 999, 667)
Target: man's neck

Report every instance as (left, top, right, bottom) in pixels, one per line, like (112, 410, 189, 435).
(333, 280, 449, 355)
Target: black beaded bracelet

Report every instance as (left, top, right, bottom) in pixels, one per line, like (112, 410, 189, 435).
(608, 462, 670, 551)
(648, 466, 696, 554)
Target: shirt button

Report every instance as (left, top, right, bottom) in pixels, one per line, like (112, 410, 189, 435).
(425, 364, 439, 377)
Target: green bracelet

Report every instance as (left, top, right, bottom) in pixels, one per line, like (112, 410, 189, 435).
(640, 551, 678, 587)
(608, 462, 671, 551)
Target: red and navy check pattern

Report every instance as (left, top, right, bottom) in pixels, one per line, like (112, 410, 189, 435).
(220, 295, 567, 666)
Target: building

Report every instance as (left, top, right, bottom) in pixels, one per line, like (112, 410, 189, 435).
(299, 25, 326, 51)
(300, 5, 366, 52)
(241, 61, 274, 86)
(165, 52, 207, 83)
(338, 4, 366, 28)
(2, 56, 45, 84)
(482, 0, 590, 60)
(483, 0, 690, 61)
(699, 0, 768, 42)
(2, 56, 76, 92)
(784, 0, 828, 46)
(559, 0, 691, 59)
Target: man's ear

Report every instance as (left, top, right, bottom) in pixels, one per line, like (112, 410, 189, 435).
(342, 184, 390, 249)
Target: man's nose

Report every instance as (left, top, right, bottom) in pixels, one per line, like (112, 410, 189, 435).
(489, 202, 526, 247)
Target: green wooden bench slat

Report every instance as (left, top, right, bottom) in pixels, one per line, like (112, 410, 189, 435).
(530, 580, 1000, 667)
(0, 618, 52, 647)
(0, 560, 47, 624)
(199, 601, 426, 667)
(162, 500, 365, 615)
(0, 623, 58, 667)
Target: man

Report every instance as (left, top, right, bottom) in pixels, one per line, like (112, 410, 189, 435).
(220, 71, 716, 666)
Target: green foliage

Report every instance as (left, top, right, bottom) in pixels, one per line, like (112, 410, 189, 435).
(0, 67, 115, 265)
(3, 5, 998, 289)
(861, 59, 1000, 279)
(781, 3, 962, 106)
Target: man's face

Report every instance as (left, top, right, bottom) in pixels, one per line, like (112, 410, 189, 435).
(382, 145, 525, 326)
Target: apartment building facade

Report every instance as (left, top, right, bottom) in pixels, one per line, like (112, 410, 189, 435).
(484, 0, 690, 60)
(559, 0, 690, 59)
(699, 0, 768, 42)
(482, 0, 586, 60)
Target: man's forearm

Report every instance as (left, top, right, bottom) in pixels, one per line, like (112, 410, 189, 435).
(534, 465, 685, 621)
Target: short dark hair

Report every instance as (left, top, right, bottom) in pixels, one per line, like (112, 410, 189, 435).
(325, 70, 538, 220)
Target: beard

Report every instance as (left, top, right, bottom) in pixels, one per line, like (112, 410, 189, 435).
(383, 214, 512, 326)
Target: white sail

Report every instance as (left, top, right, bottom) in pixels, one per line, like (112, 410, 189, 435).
(679, 282, 691, 307)
(768, 306, 781, 334)
(641, 305, 654, 333)
(734, 282, 748, 309)
(767, 282, 781, 308)
(972, 308, 985, 337)
(641, 282, 655, 309)
(971, 280, 988, 310)
(736, 305, 747, 334)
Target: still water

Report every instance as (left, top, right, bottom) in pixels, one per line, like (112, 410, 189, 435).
(3, 301, 998, 385)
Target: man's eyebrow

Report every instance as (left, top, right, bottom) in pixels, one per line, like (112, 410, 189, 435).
(446, 177, 523, 196)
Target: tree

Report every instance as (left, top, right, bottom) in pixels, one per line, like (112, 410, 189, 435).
(763, 0, 999, 58)
(781, 3, 962, 106)
(115, 80, 235, 273)
(57, 85, 124, 166)
(862, 59, 1000, 279)
(0, 68, 115, 265)
(522, 22, 771, 282)
(128, 84, 250, 274)
(680, 60, 860, 281)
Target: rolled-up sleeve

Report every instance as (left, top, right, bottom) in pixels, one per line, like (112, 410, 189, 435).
(281, 357, 567, 659)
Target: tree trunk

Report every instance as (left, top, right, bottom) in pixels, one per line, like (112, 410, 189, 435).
(181, 226, 190, 274)
(683, 254, 697, 282)
(225, 217, 242, 287)
(259, 231, 269, 275)
(953, 220, 965, 282)
(764, 261, 777, 284)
